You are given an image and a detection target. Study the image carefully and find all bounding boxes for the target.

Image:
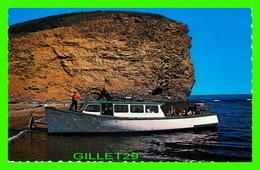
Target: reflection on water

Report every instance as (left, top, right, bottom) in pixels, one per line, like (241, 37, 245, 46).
(9, 128, 228, 162)
(9, 126, 251, 162)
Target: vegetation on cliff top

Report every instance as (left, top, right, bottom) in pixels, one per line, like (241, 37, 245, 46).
(9, 11, 176, 39)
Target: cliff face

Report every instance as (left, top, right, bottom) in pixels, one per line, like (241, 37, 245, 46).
(8, 11, 195, 102)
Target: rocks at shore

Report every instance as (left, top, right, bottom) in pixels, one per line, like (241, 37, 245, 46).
(8, 11, 195, 102)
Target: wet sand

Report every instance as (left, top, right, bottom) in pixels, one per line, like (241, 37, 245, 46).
(8, 103, 70, 130)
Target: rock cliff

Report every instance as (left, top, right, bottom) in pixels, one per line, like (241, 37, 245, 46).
(8, 11, 195, 102)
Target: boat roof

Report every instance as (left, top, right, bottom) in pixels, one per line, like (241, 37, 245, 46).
(86, 100, 165, 105)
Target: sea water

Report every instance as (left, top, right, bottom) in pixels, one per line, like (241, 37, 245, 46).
(8, 94, 252, 162)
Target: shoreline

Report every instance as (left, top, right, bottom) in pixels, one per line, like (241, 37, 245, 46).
(8, 102, 71, 130)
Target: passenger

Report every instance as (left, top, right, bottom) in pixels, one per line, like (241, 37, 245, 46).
(178, 110, 182, 116)
(167, 106, 177, 117)
(188, 110, 192, 116)
(167, 106, 172, 116)
(69, 91, 80, 111)
(172, 107, 177, 116)
(182, 110, 186, 116)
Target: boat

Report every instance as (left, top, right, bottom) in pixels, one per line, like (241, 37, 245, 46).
(45, 100, 219, 133)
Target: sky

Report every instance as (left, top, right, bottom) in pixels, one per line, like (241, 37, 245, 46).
(8, 8, 252, 95)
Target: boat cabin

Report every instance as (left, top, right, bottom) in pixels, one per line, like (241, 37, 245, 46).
(80, 100, 165, 118)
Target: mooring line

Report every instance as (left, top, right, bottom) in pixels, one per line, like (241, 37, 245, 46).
(8, 129, 27, 143)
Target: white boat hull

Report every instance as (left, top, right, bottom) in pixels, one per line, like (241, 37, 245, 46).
(46, 107, 219, 133)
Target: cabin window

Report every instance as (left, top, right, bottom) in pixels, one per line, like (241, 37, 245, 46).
(130, 105, 144, 113)
(114, 105, 128, 113)
(102, 103, 113, 116)
(145, 105, 159, 113)
(85, 104, 100, 112)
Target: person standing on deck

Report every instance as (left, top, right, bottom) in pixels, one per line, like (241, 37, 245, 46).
(69, 91, 80, 111)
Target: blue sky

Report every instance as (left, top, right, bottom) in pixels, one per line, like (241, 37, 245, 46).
(8, 8, 252, 95)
